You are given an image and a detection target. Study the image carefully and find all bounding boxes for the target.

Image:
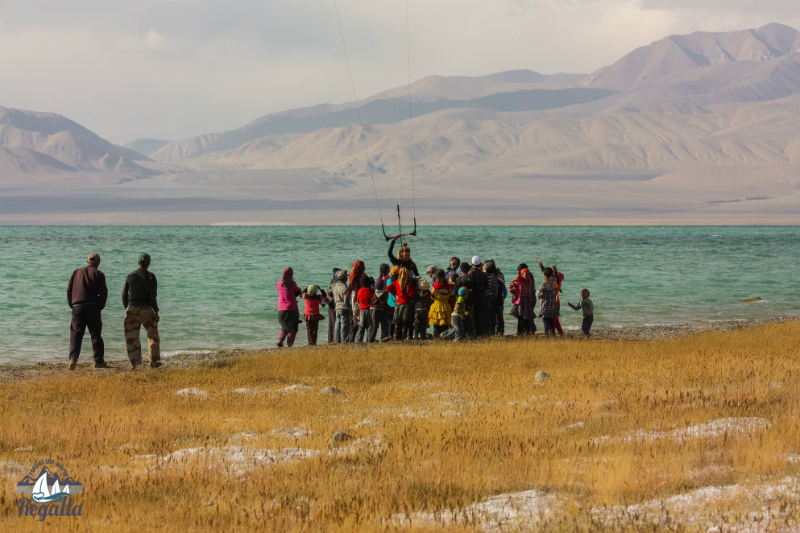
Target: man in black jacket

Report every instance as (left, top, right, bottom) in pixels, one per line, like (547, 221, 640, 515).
(122, 253, 161, 370)
(67, 253, 109, 370)
(469, 256, 488, 337)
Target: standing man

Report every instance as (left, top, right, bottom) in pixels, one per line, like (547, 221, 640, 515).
(469, 255, 488, 337)
(122, 253, 161, 369)
(67, 253, 109, 370)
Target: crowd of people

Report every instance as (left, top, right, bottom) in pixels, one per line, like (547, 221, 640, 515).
(63, 238, 595, 371)
(276, 236, 594, 347)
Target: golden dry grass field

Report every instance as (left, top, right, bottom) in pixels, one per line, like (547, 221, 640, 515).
(2, 321, 800, 531)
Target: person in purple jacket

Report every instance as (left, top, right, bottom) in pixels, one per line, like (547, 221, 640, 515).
(277, 267, 302, 347)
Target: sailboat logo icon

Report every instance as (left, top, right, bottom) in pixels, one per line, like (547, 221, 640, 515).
(30, 472, 71, 504)
(15, 461, 84, 520)
(16, 464, 83, 503)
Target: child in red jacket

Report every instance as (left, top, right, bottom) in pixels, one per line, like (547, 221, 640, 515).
(303, 285, 327, 346)
(355, 277, 375, 342)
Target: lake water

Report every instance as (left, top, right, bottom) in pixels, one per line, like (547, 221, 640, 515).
(1, 226, 798, 365)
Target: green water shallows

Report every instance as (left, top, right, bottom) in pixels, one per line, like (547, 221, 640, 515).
(0, 226, 797, 365)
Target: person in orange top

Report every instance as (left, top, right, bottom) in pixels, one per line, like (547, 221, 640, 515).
(387, 267, 418, 340)
(355, 277, 375, 342)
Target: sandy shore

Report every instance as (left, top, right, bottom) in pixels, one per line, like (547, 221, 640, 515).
(1, 316, 795, 384)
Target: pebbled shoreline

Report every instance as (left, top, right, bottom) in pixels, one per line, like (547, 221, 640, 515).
(1, 316, 796, 384)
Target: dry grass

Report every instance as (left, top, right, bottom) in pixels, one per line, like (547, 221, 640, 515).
(2, 322, 800, 531)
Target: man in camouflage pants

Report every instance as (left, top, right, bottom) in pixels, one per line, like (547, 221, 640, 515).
(122, 253, 161, 369)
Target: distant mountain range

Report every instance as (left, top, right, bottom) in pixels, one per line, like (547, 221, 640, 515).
(146, 87, 617, 163)
(123, 138, 170, 158)
(584, 22, 800, 91)
(0, 107, 152, 185)
(2, 22, 799, 224)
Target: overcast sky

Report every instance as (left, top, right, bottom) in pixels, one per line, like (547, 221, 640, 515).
(1, 0, 798, 144)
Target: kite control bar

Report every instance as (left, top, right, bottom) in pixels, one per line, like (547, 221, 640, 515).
(382, 204, 417, 241)
(381, 219, 417, 241)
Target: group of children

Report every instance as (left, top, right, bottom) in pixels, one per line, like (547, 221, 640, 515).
(274, 241, 595, 347)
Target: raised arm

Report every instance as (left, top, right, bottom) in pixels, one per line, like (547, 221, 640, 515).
(387, 239, 401, 267)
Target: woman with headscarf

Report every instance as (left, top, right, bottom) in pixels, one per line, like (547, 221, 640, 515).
(537, 267, 558, 337)
(388, 236, 420, 277)
(508, 264, 537, 336)
(348, 260, 367, 342)
(277, 267, 302, 347)
(536, 258, 565, 337)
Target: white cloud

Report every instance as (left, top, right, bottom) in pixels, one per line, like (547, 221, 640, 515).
(116, 28, 169, 51)
(143, 29, 168, 50)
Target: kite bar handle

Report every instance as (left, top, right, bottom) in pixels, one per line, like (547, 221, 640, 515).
(382, 217, 417, 241)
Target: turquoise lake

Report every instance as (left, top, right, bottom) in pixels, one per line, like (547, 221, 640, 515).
(1, 226, 798, 365)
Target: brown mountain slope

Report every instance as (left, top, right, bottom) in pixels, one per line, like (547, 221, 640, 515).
(583, 23, 800, 91)
(0, 106, 153, 180)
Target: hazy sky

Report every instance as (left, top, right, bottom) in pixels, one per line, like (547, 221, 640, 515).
(1, 0, 798, 144)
